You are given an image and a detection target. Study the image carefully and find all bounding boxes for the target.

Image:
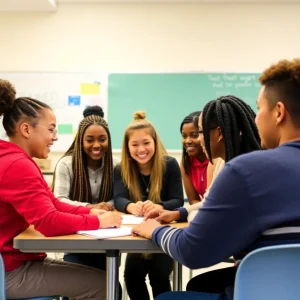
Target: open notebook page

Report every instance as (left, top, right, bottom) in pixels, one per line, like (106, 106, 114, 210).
(121, 215, 144, 225)
(77, 226, 132, 239)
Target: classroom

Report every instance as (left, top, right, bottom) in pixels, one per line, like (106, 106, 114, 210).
(1, 0, 300, 300)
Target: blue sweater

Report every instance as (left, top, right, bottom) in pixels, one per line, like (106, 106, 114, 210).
(152, 141, 300, 292)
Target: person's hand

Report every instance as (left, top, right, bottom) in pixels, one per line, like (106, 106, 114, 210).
(132, 219, 162, 239)
(155, 210, 181, 224)
(98, 212, 122, 229)
(144, 208, 165, 220)
(87, 202, 114, 211)
(89, 208, 110, 216)
(142, 200, 164, 216)
(127, 201, 144, 216)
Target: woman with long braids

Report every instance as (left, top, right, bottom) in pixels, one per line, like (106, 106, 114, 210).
(52, 106, 115, 210)
(145, 95, 261, 224)
(52, 105, 122, 299)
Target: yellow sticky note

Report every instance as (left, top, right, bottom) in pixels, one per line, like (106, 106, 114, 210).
(80, 83, 100, 95)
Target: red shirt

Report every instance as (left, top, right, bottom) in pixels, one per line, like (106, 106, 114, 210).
(0, 140, 100, 272)
(189, 156, 209, 198)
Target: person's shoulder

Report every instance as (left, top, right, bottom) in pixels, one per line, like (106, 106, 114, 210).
(227, 149, 277, 173)
(5, 156, 40, 178)
(112, 156, 120, 167)
(165, 155, 178, 164)
(165, 155, 180, 169)
(113, 162, 121, 173)
(56, 155, 73, 169)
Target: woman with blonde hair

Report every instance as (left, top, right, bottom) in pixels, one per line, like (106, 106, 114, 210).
(114, 111, 184, 300)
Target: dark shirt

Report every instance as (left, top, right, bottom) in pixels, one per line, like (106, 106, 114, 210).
(113, 156, 184, 212)
(152, 141, 300, 299)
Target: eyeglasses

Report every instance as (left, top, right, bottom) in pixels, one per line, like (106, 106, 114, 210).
(35, 125, 58, 136)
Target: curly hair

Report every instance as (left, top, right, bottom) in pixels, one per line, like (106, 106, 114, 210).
(259, 58, 300, 126)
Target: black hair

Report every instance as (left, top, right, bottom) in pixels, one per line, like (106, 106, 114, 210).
(0, 79, 51, 137)
(180, 111, 202, 174)
(202, 95, 261, 163)
(83, 106, 104, 118)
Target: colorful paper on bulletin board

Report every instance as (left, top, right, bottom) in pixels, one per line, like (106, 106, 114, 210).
(68, 95, 81, 106)
(80, 83, 100, 95)
(58, 124, 73, 135)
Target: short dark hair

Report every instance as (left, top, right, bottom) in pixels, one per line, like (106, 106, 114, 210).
(259, 58, 300, 127)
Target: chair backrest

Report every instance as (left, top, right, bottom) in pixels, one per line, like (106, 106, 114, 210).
(0, 253, 6, 300)
(234, 244, 300, 300)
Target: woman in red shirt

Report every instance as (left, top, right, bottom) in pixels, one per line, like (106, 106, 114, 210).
(180, 111, 210, 204)
(0, 79, 121, 299)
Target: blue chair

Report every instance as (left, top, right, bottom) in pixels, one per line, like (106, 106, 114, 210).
(0, 253, 59, 300)
(155, 292, 222, 299)
(234, 244, 300, 300)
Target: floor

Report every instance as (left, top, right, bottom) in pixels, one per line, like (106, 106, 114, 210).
(47, 252, 233, 299)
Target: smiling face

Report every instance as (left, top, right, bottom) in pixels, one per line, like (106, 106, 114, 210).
(128, 128, 155, 168)
(181, 122, 202, 157)
(83, 124, 109, 162)
(27, 108, 58, 159)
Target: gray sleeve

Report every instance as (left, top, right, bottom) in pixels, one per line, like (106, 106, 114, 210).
(53, 157, 89, 207)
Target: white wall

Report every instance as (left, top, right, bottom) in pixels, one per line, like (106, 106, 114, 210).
(0, 3, 299, 73)
(1, 2, 300, 172)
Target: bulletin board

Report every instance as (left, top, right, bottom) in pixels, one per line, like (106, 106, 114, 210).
(0, 72, 108, 152)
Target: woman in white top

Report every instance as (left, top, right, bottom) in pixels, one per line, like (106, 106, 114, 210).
(52, 106, 121, 300)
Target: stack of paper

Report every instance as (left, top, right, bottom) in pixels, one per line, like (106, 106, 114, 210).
(121, 215, 144, 225)
(77, 226, 132, 239)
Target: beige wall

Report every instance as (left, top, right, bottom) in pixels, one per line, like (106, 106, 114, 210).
(0, 2, 299, 172)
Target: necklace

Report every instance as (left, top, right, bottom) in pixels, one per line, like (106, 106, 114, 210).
(140, 174, 150, 193)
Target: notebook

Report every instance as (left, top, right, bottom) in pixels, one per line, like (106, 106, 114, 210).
(121, 215, 144, 225)
(77, 226, 133, 239)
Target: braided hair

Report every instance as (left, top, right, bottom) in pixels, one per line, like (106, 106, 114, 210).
(202, 95, 261, 162)
(53, 107, 113, 204)
(180, 111, 202, 174)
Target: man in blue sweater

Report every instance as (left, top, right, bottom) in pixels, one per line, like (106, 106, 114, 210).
(132, 58, 300, 300)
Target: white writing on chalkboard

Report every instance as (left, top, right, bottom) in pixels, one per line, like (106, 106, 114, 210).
(208, 73, 261, 91)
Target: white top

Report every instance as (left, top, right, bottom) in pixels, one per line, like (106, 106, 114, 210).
(187, 158, 225, 222)
(53, 155, 119, 207)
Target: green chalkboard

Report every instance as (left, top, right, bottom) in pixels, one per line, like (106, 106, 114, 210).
(108, 73, 261, 150)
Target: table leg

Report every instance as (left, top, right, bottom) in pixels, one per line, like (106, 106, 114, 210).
(172, 260, 182, 291)
(106, 250, 120, 300)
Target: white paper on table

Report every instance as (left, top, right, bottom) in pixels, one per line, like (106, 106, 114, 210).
(77, 226, 132, 239)
(121, 215, 144, 225)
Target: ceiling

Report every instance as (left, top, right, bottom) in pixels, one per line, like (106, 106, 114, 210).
(0, 0, 299, 12)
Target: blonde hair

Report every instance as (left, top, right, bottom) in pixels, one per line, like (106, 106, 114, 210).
(120, 111, 167, 203)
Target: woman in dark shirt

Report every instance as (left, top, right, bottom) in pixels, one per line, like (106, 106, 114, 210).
(114, 111, 183, 300)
